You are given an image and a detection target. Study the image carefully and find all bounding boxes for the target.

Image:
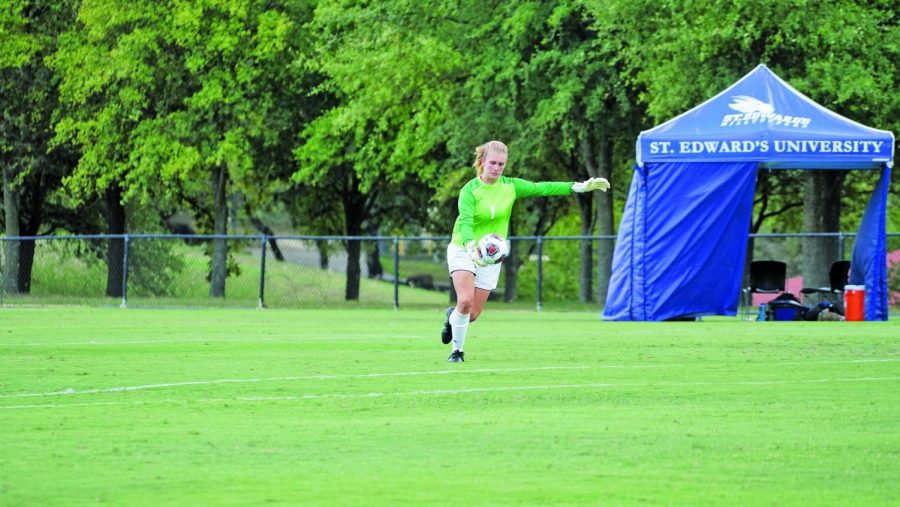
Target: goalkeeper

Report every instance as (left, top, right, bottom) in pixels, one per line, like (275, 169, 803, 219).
(442, 140, 610, 362)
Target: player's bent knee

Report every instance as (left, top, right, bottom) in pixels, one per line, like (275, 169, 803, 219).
(456, 298, 474, 314)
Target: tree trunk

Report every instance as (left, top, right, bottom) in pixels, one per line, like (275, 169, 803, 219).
(250, 217, 285, 261)
(16, 171, 46, 294)
(503, 220, 518, 302)
(345, 238, 361, 300)
(576, 192, 593, 303)
(448, 199, 458, 303)
(594, 138, 615, 306)
(366, 241, 383, 279)
(210, 165, 228, 298)
(577, 135, 615, 306)
(16, 240, 35, 293)
(316, 239, 329, 270)
(343, 184, 365, 301)
(743, 236, 756, 288)
(2, 165, 20, 294)
(802, 170, 844, 288)
(105, 185, 126, 297)
(364, 220, 382, 279)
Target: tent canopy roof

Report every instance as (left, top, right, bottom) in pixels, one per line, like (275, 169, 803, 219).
(637, 65, 894, 169)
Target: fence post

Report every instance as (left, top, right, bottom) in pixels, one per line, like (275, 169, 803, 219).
(393, 237, 400, 310)
(259, 236, 267, 309)
(536, 236, 543, 312)
(838, 232, 845, 260)
(120, 234, 130, 308)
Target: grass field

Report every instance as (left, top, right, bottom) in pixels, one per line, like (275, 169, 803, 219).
(1, 308, 898, 506)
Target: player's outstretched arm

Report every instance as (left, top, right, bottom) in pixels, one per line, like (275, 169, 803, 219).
(572, 177, 610, 193)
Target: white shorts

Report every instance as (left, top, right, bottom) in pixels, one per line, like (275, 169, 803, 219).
(447, 243, 502, 291)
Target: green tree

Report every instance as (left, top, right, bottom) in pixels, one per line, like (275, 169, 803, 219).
(295, 0, 458, 299)
(2, 2, 37, 293)
(1, 0, 80, 295)
(515, 2, 640, 304)
(54, 0, 315, 298)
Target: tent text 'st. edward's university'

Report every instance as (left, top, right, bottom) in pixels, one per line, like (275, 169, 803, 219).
(636, 65, 894, 168)
(648, 139, 887, 157)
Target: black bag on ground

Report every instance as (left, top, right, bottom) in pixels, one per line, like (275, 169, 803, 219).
(766, 293, 809, 321)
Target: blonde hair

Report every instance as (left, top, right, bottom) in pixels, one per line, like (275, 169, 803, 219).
(472, 140, 508, 176)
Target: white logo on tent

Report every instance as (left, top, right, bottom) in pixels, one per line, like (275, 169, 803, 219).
(721, 95, 811, 128)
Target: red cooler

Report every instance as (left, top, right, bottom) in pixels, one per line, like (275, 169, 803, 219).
(844, 285, 865, 321)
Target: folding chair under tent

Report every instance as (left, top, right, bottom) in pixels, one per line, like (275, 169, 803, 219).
(603, 64, 894, 322)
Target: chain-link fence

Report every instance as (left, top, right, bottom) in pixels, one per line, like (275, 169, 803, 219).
(1, 233, 898, 311)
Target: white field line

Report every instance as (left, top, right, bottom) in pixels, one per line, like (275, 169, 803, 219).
(2, 358, 898, 400)
(2, 376, 899, 411)
(0, 365, 595, 399)
(773, 358, 900, 365)
(238, 376, 900, 400)
(5, 339, 212, 346)
(1, 335, 427, 346)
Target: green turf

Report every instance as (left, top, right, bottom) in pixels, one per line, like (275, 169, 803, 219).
(1, 308, 898, 506)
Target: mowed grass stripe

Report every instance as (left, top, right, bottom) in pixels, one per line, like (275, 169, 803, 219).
(3, 357, 896, 399)
(0, 365, 592, 398)
(3, 374, 899, 411)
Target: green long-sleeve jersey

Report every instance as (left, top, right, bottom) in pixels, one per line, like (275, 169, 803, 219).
(450, 176, 573, 247)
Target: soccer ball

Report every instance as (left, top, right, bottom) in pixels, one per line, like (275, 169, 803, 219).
(477, 234, 509, 265)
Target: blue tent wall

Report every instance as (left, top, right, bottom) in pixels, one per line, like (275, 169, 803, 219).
(851, 167, 891, 321)
(603, 162, 757, 321)
(604, 167, 648, 320)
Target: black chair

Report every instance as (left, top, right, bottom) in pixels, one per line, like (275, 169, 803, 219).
(800, 260, 850, 305)
(743, 260, 787, 318)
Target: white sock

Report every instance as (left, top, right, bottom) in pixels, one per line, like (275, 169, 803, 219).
(449, 310, 470, 352)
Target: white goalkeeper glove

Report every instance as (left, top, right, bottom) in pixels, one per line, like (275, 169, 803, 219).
(572, 177, 610, 193)
(465, 240, 487, 267)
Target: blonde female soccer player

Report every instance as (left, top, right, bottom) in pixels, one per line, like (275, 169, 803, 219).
(442, 140, 610, 362)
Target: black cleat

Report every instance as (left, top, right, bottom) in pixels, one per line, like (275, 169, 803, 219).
(441, 306, 454, 344)
(447, 350, 465, 363)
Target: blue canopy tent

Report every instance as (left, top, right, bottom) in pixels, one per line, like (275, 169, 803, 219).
(603, 64, 894, 321)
